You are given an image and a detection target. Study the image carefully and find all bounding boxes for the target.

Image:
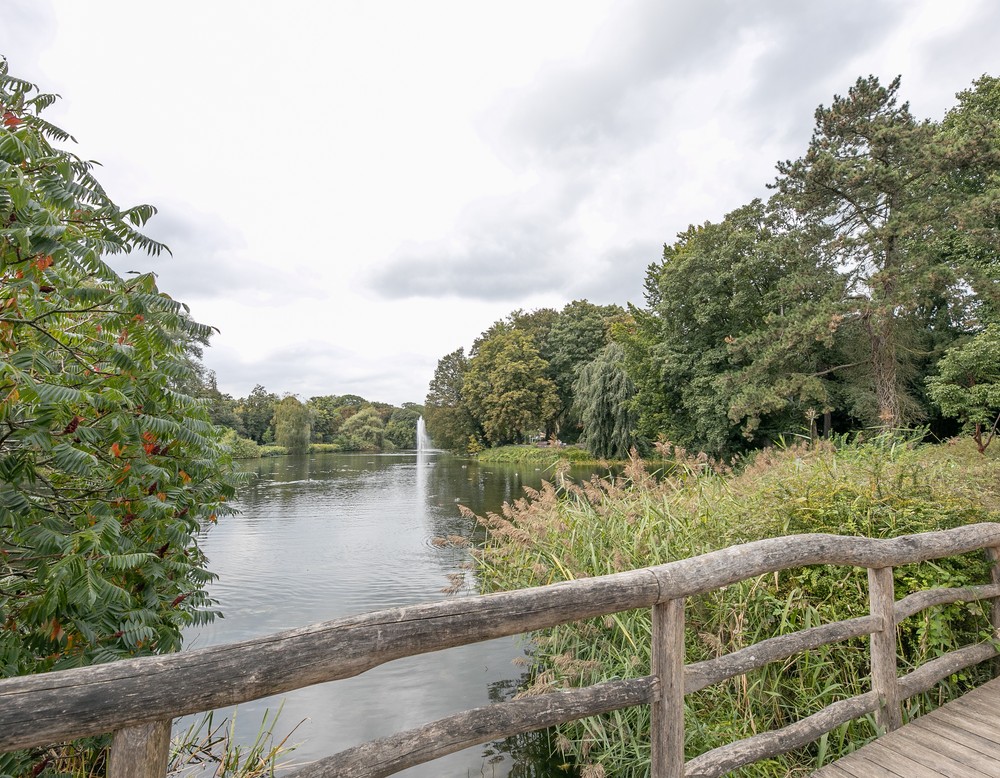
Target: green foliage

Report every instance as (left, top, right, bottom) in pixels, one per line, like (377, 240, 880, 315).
(169, 707, 300, 778)
(307, 443, 341, 454)
(272, 395, 310, 454)
(424, 348, 477, 451)
(474, 438, 1000, 776)
(940, 74, 1000, 321)
(239, 384, 278, 444)
(774, 76, 978, 430)
(573, 342, 637, 459)
(462, 330, 559, 446)
(634, 199, 842, 454)
(306, 394, 412, 452)
(383, 404, 422, 450)
(0, 60, 239, 772)
(542, 300, 623, 441)
(476, 444, 595, 464)
(927, 324, 1000, 452)
(339, 405, 385, 451)
(306, 394, 344, 443)
(199, 372, 245, 436)
(220, 428, 261, 460)
(614, 73, 997, 456)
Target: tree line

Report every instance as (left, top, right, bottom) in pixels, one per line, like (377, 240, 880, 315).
(192, 378, 425, 456)
(425, 75, 1000, 458)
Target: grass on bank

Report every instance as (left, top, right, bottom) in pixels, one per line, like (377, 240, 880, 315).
(1, 707, 299, 778)
(471, 435, 1000, 777)
(169, 707, 301, 778)
(476, 444, 601, 465)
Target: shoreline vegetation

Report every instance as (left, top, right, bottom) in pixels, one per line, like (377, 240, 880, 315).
(469, 435, 1000, 777)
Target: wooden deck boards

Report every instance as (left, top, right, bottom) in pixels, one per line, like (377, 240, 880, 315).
(813, 677, 1000, 777)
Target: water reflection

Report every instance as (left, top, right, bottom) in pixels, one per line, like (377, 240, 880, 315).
(183, 452, 592, 776)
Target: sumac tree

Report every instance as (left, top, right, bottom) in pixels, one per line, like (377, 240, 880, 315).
(0, 59, 237, 693)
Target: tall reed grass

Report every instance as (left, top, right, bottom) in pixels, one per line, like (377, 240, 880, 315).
(471, 436, 1000, 777)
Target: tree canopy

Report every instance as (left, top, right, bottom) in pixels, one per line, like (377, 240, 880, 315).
(428, 73, 1000, 458)
(462, 330, 558, 446)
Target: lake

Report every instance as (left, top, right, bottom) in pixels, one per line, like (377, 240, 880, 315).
(182, 451, 599, 776)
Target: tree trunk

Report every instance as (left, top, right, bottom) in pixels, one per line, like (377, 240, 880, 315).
(865, 231, 902, 430)
(866, 308, 900, 430)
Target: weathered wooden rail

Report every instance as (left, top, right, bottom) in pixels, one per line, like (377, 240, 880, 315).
(2, 523, 1000, 777)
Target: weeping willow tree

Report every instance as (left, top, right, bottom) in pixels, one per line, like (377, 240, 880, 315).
(573, 342, 637, 459)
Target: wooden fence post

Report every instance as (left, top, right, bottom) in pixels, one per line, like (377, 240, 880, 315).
(651, 598, 685, 778)
(988, 546, 1000, 678)
(107, 719, 171, 778)
(868, 566, 901, 732)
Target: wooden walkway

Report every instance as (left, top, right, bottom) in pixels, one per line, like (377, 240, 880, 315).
(815, 677, 1000, 777)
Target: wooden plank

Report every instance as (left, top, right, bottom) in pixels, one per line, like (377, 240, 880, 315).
(914, 706, 1000, 750)
(907, 716, 1000, 766)
(650, 599, 684, 778)
(822, 757, 894, 778)
(908, 715, 1000, 761)
(838, 740, 943, 778)
(813, 763, 866, 778)
(875, 730, 995, 777)
(816, 677, 1000, 777)
(816, 767, 852, 777)
(950, 694, 1000, 724)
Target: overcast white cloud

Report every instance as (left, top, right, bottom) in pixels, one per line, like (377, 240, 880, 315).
(2, 0, 998, 405)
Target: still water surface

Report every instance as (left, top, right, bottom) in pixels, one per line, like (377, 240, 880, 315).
(183, 451, 599, 776)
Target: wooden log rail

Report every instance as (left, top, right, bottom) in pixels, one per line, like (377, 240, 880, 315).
(2, 523, 1000, 777)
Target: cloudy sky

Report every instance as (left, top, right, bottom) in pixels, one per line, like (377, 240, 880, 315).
(3, 0, 999, 405)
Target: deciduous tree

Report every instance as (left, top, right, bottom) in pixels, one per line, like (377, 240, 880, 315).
(424, 348, 477, 451)
(239, 384, 278, 444)
(340, 405, 385, 451)
(273, 395, 311, 454)
(462, 330, 558, 446)
(927, 325, 1000, 453)
(573, 342, 637, 459)
(544, 300, 622, 440)
(0, 59, 237, 697)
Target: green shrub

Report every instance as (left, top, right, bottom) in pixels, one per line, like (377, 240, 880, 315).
(221, 428, 262, 459)
(308, 443, 342, 454)
(258, 445, 288, 458)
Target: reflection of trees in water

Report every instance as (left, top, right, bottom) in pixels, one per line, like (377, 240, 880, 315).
(482, 666, 580, 778)
(223, 452, 596, 775)
(237, 453, 400, 510)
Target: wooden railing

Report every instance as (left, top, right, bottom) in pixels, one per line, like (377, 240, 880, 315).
(2, 523, 1000, 778)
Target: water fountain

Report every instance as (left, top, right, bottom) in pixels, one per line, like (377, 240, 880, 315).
(416, 415, 432, 453)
